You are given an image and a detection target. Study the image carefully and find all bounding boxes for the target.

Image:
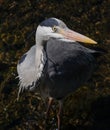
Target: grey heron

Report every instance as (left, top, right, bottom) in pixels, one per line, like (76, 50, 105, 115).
(17, 18, 102, 129)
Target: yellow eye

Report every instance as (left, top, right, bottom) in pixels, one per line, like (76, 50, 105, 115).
(52, 26, 57, 32)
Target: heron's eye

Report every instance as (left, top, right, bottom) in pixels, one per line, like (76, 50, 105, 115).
(52, 26, 57, 32)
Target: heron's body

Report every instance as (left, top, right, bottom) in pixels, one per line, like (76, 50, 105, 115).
(17, 18, 102, 129)
(42, 38, 97, 99)
(17, 38, 98, 99)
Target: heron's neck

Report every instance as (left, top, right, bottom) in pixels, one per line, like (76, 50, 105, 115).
(35, 42, 45, 81)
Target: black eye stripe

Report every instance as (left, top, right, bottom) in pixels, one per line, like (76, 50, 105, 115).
(40, 18, 59, 27)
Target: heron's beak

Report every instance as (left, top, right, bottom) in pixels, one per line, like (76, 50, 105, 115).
(59, 28, 97, 44)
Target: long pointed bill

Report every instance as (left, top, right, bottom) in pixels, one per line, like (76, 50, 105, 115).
(60, 29, 97, 44)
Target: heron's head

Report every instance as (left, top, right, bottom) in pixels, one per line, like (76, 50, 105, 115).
(36, 18, 97, 44)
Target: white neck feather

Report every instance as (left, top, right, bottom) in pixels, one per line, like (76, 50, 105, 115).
(35, 43, 46, 82)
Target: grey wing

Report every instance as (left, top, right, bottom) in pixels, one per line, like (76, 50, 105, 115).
(45, 38, 97, 99)
(46, 38, 96, 86)
(17, 45, 37, 96)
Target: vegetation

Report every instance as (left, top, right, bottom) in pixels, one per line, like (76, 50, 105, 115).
(0, 0, 110, 129)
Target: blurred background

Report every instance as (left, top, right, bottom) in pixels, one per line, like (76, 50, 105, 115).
(0, 0, 110, 130)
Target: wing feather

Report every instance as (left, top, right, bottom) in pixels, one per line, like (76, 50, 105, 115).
(46, 38, 96, 84)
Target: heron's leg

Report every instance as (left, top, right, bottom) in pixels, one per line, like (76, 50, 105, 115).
(57, 100, 63, 130)
(45, 97, 53, 119)
(44, 97, 53, 130)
